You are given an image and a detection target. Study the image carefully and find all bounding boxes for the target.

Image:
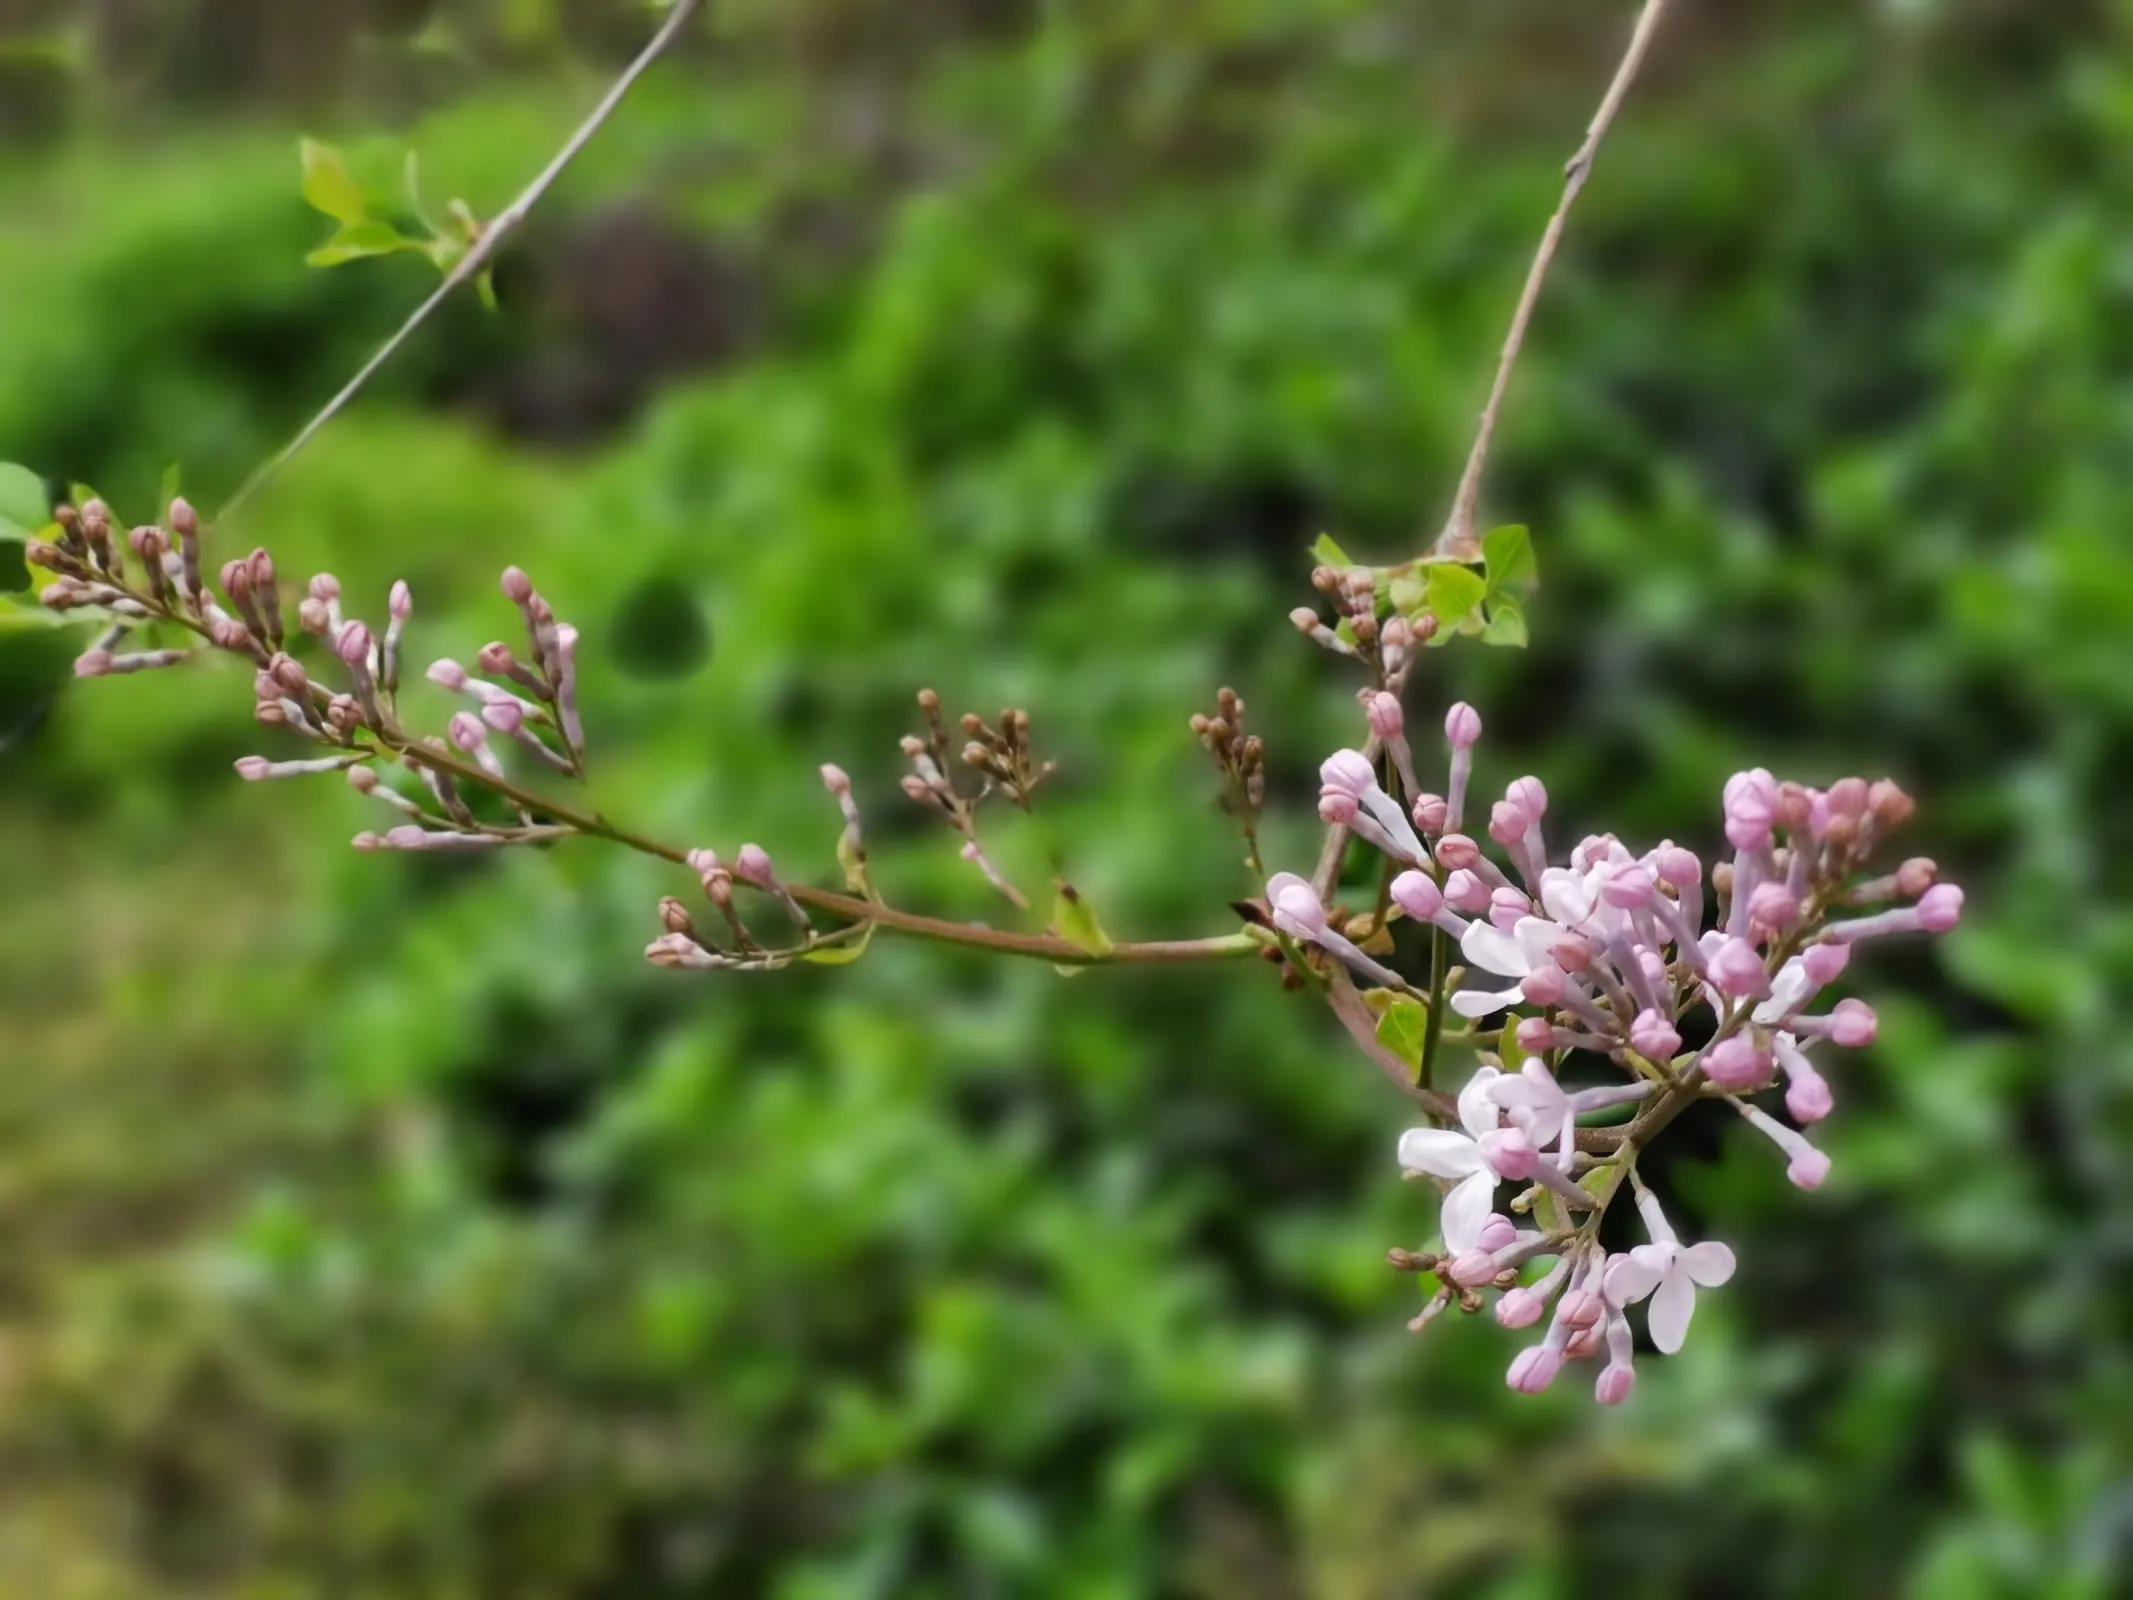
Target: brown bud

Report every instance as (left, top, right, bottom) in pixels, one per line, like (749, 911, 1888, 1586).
(1869, 779, 1916, 829)
(255, 701, 288, 727)
(1823, 813, 1859, 850)
(959, 712, 985, 738)
(1310, 565, 1340, 594)
(24, 540, 64, 571)
(1827, 777, 1870, 818)
(1896, 856, 1938, 899)
(961, 741, 991, 768)
(1775, 781, 1814, 832)
(169, 498, 199, 538)
(917, 688, 940, 715)
(658, 897, 697, 937)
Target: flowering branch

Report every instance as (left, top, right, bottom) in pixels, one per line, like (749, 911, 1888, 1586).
(22, 0, 1977, 1408)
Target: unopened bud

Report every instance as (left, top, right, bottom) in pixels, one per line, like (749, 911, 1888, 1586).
(500, 566, 534, 604)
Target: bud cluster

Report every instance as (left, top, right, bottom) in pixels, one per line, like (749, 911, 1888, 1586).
(1188, 686, 1267, 871)
(1263, 689, 1963, 1401)
(897, 688, 1039, 910)
(37, 496, 588, 854)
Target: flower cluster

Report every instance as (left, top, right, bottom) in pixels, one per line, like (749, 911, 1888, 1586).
(1266, 696, 1962, 1401)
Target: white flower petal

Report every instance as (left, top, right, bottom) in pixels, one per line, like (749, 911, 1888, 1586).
(1449, 984, 1523, 1018)
(1513, 915, 1571, 967)
(1540, 869, 1592, 927)
(1603, 1252, 1664, 1306)
(1455, 1066, 1502, 1140)
(1648, 1269, 1697, 1354)
(1459, 920, 1530, 979)
(1753, 959, 1809, 1024)
(1397, 1127, 1485, 1179)
(1679, 1240, 1737, 1287)
(1440, 1169, 1497, 1253)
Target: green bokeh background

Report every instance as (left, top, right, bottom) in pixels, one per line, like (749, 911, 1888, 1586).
(2, 1, 2129, 1594)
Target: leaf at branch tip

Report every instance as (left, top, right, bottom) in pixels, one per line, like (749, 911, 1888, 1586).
(307, 220, 426, 270)
(1481, 597, 1529, 648)
(299, 138, 369, 226)
(1423, 564, 1487, 628)
(0, 463, 49, 542)
(1310, 532, 1355, 569)
(1482, 523, 1537, 594)
(801, 924, 874, 966)
(1365, 990, 1428, 1070)
(1049, 880, 1113, 976)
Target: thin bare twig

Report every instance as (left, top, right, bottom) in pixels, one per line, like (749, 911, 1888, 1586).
(1432, 0, 1670, 560)
(220, 0, 705, 518)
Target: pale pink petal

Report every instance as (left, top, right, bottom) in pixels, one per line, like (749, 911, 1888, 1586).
(1679, 1240, 1737, 1287)
(1450, 984, 1523, 1018)
(1440, 1170, 1497, 1253)
(1539, 870, 1594, 927)
(1603, 1252, 1664, 1306)
(1460, 920, 1530, 978)
(1455, 1065, 1503, 1140)
(1397, 1127, 1485, 1179)
(1648, 1269, 1697, 1354)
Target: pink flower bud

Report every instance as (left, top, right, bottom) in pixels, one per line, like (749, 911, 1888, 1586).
(347, 767, 379, 794)
(1653, 844, 1701, 887)
(1602, 866, 1655, 910)
(1521, 966, 1565, 1007)
(298, 598, 332, 636)
(1443, 870, 1490, 913)
(1319, 748, 1376, 798)
(1476, 1214, 1518, 1253)
(1389, 871, 1442, 923)
(481, 699, 526, 735)
(1489, 886, 1529, 928)
(1802, 941, 1850, 986)
(1435, 833, 1481, 871)
(1271, 880, 1328, 937)
(1318, 789, 1360, 826)
(1829, 997, 1878, 1048)
(308, 573, 341, 602)
(1444, 702, 1483, 749)
(1488, 800, 1530, 848)
(1594, 1364, 1636, 1406)
(1411, 793, 1447, 834)
(210, 618, 253, 650)
(234, 756, 271, 780)
(1505, 1345, 1560, 1395)
(1786, 1071, 1834, 1124)
(335, 620, 373, 666)
(448, 711, 486, 752)
(1366, 692, 1403, 739)
(478, 641, 517, 676)
(1288, 606, 1319, 633)
(1496, 1289, 1547, 1330)
(1703, 1034, 1772, 1091)
(220, 557, 251, 599)
(1630, 1009, 1682, 1062)
(1558, 1288, 1604, 1329)
(1480, 1127, 1537, 1180)
(1548, 932, 1595, 973)
(1787, 1147, 1832, 1191)
(686, 847, 721, 876)
(1447, 1250, 1498, 1288)
(1507, 775, 1547, 818)
(735, 844, 776, 888)
(1515, 1016, 1555, 1053)
(1725, 809, 1773, 852)
(1747, 882, 1800, 931)
(248, 548, 276, 588)
(1917, 883, 1964, 932)
(271, 656, 308, 695)
(500, 566, 534, 604)
(820, 763, 852, 795)
(1826, 776, 1869, 818)
(1709, 936, 1769, 999)
(389, 580, 413, 620)
(73, 650, 111, 678)
(899, 775, 933, 804)
(351, 831, 385, 851)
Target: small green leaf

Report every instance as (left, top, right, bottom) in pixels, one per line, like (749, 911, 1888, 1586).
(1388, 569, 1427, 614)
(1050, 881, 1114, 960)
(0, 463, 49, 541)
(801, 925, 874, 966)
(306, 220, 424, 269)
(473, 266, 499, 312)
(1372, 993, 1429, 1069)
(1481, 598, 1528, 648)
(1424, 563, 1487, 627)
(1310, 533, 1355, 569)
(156, 462, 183, 512)
(299, 138, 369, 225)
(1482, 523, 1536, 593)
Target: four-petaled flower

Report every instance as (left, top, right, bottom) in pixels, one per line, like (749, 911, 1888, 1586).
(1397, 1067, 1504, 1253)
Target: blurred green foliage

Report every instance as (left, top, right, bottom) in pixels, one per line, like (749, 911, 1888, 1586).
(2, 0, 2130, 1594)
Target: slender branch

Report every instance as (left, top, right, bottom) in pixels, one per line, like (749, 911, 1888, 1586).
(1432, 0, 1670, 560)
(219, 0, 705, 518)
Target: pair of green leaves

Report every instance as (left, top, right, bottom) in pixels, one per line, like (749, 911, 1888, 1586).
(1312, 523, 1538, 649)
(300, 140, 498, 309)
(0, 461, 64, 633)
